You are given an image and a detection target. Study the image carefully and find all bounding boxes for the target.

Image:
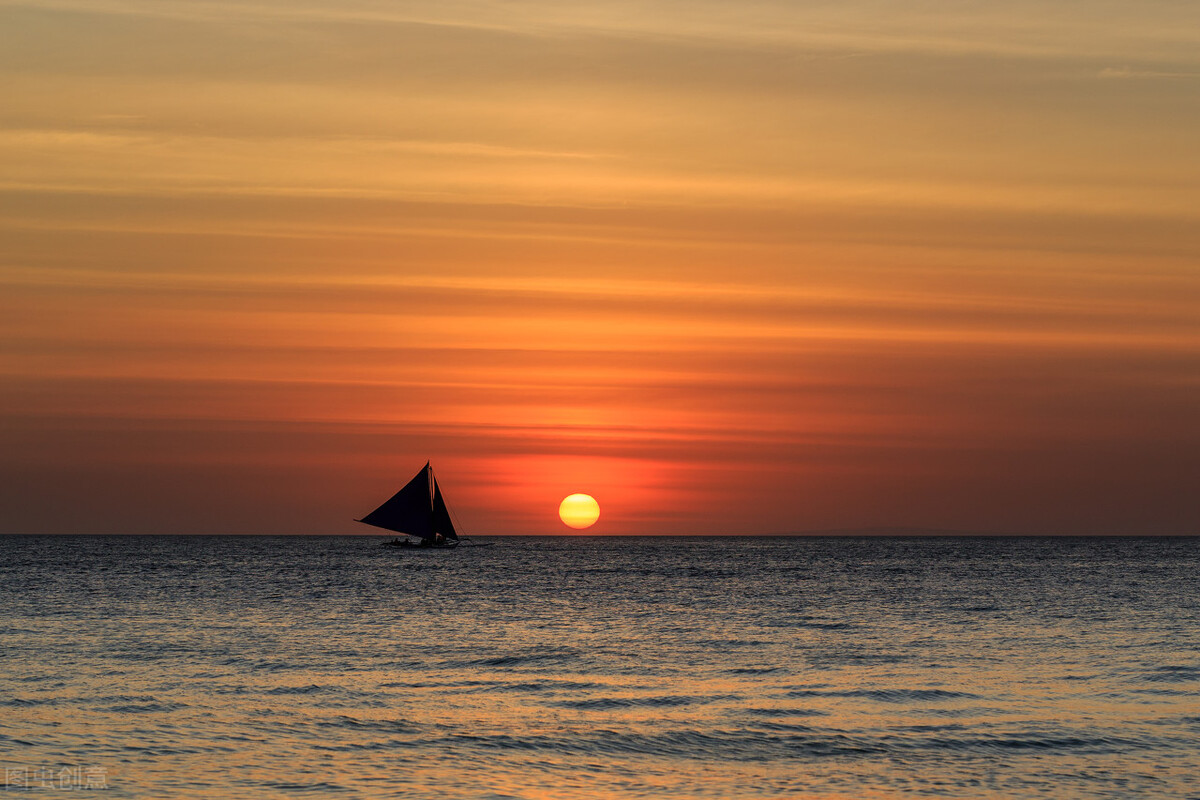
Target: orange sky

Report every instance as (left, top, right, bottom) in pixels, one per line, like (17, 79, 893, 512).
(2, 0, 1198, 534)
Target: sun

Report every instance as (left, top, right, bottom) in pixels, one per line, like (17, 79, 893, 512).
(559, 493, 600, 529)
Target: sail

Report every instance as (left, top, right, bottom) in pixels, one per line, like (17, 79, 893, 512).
(357, 463, 434, 538)
(431, 478, 458, 541)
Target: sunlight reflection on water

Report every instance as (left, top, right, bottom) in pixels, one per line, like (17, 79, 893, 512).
(1, 535, 1198, 799)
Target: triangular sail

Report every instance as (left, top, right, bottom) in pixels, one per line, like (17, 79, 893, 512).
(357, 463, 434, 538)
(431, 478, 458, 541)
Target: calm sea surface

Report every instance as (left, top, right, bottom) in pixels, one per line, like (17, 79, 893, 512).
(1, 536, 1198, 799)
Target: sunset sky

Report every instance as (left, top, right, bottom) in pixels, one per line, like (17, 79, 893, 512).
(2, 0, 1197, 535)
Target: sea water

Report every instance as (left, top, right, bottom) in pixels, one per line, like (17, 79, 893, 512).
(1, 535, 1198, 799)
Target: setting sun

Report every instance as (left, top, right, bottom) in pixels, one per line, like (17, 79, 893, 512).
(558, 494, 600, 530)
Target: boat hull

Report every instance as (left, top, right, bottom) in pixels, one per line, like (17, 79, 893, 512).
(381, 538, 459, 549)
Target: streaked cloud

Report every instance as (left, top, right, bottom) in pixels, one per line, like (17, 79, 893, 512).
(1098, 66, 1200, 80)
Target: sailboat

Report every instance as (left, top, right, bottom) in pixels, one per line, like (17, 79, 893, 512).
(356, 462, 461, 548)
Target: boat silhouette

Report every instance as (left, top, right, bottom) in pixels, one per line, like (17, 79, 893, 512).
(356, 462, 462, 548)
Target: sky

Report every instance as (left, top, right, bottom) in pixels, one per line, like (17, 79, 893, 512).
(1, 0, 1197, 535)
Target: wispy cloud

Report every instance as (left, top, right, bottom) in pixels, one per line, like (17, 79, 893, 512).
(1098, 65, 1200, 79)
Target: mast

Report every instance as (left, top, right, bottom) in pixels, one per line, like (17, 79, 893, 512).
(430, 466, 459, 541)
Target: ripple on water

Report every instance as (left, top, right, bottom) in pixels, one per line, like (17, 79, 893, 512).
(1, 696, 65, 708)
(264, 684, 328, 695)
(439, 728, 892, 759)
(741, 706, 830, 718)
(784, 688, 981, 702)
(100, 702, 190, 713)
(442, 649, 583, 669)
(725, 666, 784, 675)
(461, 679, 606, 694)
(1141, 665, 1200, 683)
(256, 780, 352, 794)
(313, 716, 422, 734)
(553, 694, 739, 710)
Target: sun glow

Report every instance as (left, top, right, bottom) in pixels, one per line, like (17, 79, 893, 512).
(558, 493, 600, 529)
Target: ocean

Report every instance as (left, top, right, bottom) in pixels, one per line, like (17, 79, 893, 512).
(1, 535, 1198, 799)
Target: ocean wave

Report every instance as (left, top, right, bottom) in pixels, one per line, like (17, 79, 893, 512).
(0, 696, 63, 708)
(554, 694, 738, 710)
(441, 649, 582, 669)
(265, 684, 328, 695)
(436, 728, 888, 759)
(462, 679, 606, 694)
(418, 724, 1184, 762)
(741, 706, 829, 718)
(794, 621, 856, 630)
(785, 688, 979, 702)
(314, 715, 422, 734)
(217, 657, 309, 672)
(1141, 665, 1200, 683)
(256, 780, 352, 793)
(911, 732, 1170, 754)
(101, 701, 189, 713)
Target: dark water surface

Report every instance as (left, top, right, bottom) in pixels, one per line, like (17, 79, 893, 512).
(1, 536, 1198, 798)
